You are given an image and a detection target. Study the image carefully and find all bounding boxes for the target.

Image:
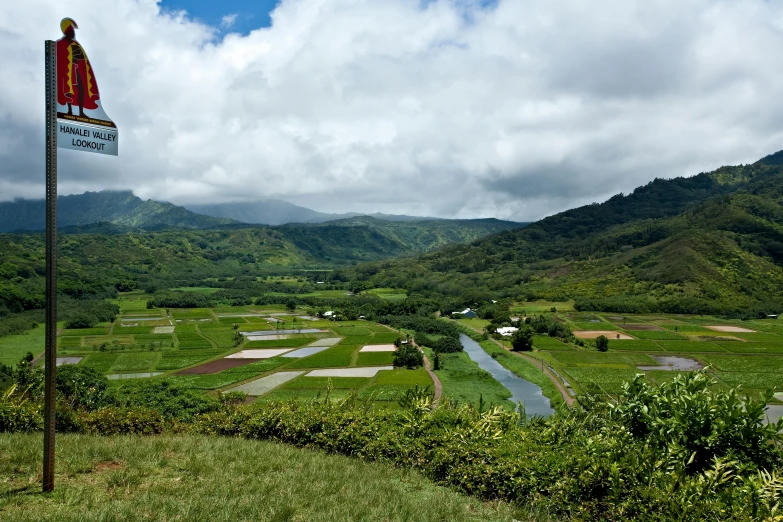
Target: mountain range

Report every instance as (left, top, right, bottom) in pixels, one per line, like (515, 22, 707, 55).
(339, 151, 783, 317)
(0, 191, 235, 233)
(0, 191, 513, 233)
(185, 200, 438, 225)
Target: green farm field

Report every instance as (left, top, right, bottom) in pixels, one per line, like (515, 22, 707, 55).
(0, 325, 45, 365)
(361, 287, 408, 301)
(511, 301, 575, 313)
(0, 304, 434, 407)
(531, 312, 783, 397)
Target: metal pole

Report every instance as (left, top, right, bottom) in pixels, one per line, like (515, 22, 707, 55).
(43, 39, 57, 493)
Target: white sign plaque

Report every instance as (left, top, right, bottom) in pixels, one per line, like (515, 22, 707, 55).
(57, 120, 118, 156)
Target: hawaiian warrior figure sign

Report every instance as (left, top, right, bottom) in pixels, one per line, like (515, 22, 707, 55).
(56, 18, 116, 129)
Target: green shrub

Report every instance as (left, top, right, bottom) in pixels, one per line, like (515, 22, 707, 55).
(109, 380, 220, 421)
(0, 403, 41, 432)
(393, 344, 423, 369)
(529, 315, 572, 338)
(511, 327, 533, 351)
(56, 365, 108, 410)
(380, 316, 459, 339)
(608, 371, 783, 472)
(434, 337, 462, 353)
(64, 313, 98, 329)
(0, 385, 41, 433)
(80, 407, 166, 435)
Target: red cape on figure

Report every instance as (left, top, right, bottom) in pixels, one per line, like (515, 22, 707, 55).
(56, 36, 100, 110)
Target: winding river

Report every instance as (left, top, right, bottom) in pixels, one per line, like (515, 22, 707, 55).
(459, 334, 554, 417)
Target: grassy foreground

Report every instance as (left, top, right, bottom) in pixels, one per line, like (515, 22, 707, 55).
(0, 433, 522, 522)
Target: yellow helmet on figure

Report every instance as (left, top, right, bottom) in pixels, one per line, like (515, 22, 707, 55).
(60, 18, 78, 36)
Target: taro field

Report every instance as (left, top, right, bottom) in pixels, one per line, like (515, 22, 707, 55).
(39, 299, 432, 407)
(522, 312, 783, 407)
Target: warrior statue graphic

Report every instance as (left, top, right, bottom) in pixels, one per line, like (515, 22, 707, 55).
(56, 18, 115, 128)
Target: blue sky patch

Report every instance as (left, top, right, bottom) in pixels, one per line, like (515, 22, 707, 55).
(160, 0, 280, 34)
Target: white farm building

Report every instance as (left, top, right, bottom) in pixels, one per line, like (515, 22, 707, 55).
(496, 326, 519, 337)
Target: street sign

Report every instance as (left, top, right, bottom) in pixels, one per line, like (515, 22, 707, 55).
(58, 120, 118, 155)
(55, 17, 118, 155)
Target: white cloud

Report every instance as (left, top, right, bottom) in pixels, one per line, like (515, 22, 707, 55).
(220, 13, 238, 30)
(1, 0, 783, 221)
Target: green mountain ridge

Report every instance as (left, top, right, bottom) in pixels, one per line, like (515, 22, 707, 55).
(338, 151, 783, 316)
(0, 191, 237, 232)
(185, 199, 449, 225)
(0, 216, 524, 314)
(281, 216, 524, 254)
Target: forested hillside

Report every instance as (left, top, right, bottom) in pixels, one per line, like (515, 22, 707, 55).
(281, 216, 522, 254)
(338, 152, 783, 317)
(0, 216, 522, 317)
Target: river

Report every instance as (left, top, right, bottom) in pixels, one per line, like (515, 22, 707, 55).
(459, 334, 554, 417)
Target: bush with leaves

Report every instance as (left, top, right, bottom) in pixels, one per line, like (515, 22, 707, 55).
(379, 315, 460, 338)
(56, 365, 109, 410)
(511, 326, 534, 351)
(108, 380, 220, 421)
(606, 371, 783, 472)
(595, 335, 609, 352)
(529, 315, 572, 339)
(63, 312, 98, 329)
(0, 384, 42, 433)
(434, 336, 462, 353)
(393, 344, 424, 369)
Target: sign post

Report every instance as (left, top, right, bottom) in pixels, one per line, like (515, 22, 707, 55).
(43, 18, 118, 493)
(43, 39, 57, 494)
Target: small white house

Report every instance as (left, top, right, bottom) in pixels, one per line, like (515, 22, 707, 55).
(323, 311, 334, 317)
(459, 308, 477, 318)
(496, 326, 519, 337)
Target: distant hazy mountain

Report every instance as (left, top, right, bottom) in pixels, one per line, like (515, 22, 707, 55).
(185, 200, 443, 225)
(0, 191, 236, 233)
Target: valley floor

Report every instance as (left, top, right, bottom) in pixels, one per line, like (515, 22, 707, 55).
(0, 433, 524, 522)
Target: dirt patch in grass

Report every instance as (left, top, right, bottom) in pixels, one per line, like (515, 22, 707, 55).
(153, 326, 175, 334)
(176, 358, 260, 374)
(95, 461, 125, 472)
(706, 325, 756, 333)
(306, 367, 394, 378)
(573, 330, 634, 340)
(359, 345, 397, 352)
(621, 325, 664, 331)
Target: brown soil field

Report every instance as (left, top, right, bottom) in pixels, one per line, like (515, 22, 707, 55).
(176, 358, 260, 374)
(705, 325, 756, 333)
(573, 330, 634, 340)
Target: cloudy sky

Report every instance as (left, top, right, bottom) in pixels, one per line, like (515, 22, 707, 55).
(1, 0, 783, 221)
